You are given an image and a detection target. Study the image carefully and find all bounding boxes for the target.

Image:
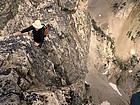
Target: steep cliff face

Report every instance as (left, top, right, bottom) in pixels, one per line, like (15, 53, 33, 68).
(87, 0, 140, 105)
(1, 0, 139, 104)
(0, 0, 91, 104)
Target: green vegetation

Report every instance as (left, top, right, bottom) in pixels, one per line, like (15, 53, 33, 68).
(91, 19, 115, 54)
(113, 55, 139, 71)
(91, 19, 105, 35)
(114, 56, 125, 70)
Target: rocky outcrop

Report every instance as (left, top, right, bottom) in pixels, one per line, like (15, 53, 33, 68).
(0, 0, 91, 104)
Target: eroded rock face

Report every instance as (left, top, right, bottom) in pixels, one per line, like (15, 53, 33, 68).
(0, 0, 90, 104)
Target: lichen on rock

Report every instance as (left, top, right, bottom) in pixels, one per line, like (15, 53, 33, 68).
(0, 0, 91, 104)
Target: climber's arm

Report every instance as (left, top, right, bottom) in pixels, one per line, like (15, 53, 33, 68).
(21, 25, 34, 33)
(13, 25, 34, 36)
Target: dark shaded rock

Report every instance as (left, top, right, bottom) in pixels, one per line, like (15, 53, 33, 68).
(0, 71, 21, 104)
(57, 0, 78, 13)
(0, 68, 11, 75)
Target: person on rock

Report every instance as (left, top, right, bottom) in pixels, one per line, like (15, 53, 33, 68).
(13, 20, 48, 48)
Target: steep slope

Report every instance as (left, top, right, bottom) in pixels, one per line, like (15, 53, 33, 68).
(87, 0, 140, 104)
(85, 21, 129, 104)
(88, 0, 140, 59)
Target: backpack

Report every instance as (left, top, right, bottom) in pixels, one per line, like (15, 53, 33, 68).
(43, 24, 49, 36)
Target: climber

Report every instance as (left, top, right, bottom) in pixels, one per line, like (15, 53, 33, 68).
(13, 20, 48, 48)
